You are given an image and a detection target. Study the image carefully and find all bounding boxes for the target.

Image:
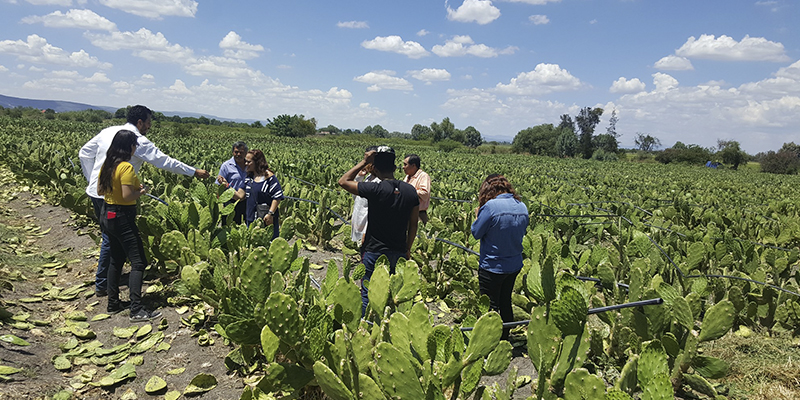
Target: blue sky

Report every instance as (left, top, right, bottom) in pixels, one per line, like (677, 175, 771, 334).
(1, 0, 798, 153)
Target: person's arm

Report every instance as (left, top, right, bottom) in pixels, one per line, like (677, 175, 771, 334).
(120, 184, 147, 203)
(78, 134, 101, 182)
(263, 199, 280, 225)
(216, 162, 229, 185)
(406, 206, 419, 259)
(338, 151, 375, 195)
(471, 205, 491, 239)
(135, 136, 209, 178)
(417, 171, 431, 201)
(232, 188, 246, 200)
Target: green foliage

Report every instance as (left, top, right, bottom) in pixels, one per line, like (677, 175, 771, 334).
(512, 124, 560, 156)
(267, 114, 316, 137)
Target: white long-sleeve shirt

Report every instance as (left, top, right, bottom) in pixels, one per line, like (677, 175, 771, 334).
(79, 122, 196, 198)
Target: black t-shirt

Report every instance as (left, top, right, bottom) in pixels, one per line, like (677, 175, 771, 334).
(358, 179, 419, 254)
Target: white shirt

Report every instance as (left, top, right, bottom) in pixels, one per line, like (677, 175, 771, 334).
(351, 173, 380, 243)
(79, 122, 196, 198)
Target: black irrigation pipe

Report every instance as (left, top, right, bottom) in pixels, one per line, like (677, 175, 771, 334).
(431, 196, 472, 204)
(459, 298, 665, 331)
(618, 215, 800, 298)
(282, 174, 336, 192)
(640, 218, 796, 252)
(283, 195, 350, 226)
(534, 214, 620, 219)
(145, 193, 168, 205)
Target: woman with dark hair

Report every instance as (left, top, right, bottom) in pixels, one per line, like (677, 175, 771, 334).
(223, 150, 284, 239)
(471, 174, 529, 340)
(97, 130, 161, 322)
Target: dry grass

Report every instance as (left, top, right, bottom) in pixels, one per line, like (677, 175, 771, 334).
(702, 329, 800, 399)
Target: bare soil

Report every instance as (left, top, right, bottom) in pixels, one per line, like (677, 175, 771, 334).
(0, 170, 534, 400)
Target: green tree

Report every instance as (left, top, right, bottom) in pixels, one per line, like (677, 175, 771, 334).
(593, 133, 618, 154)
(717, 140, 746, 170)
(251, 120, 263, 128)
(512, 124, 560, 156)
(576, 107, 603, 159)
(363, 124, 389, 138)
(114, 107, 128, 119)
(634, 133, 662, 152)
(267, 114, 316, 137)
(558, 114, 575, 133)
(555, 130, 578, 157)
(44, 108, 56, 120)
(431, 117, 455, 142)
(411, 124, 433, 141)
(605, 109, 619, 138)
(463, 126, 483, 148)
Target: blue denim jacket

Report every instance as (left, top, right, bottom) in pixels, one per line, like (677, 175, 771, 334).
(471, 193, 529, 274)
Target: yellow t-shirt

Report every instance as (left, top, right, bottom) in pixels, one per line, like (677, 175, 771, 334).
(101, 161, 140, 205)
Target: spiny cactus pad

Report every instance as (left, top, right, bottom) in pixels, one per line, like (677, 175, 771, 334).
(564, 368, 605, 400)
(264, 292, 303, 346)
(698, 300, 735, 342)
(463, 312, 502, 365)
(373, 342, 425, 400)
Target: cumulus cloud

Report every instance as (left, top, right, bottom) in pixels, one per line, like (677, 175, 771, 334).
(675, 34, 789, 62)
(85, 72, 110, 83)
(529, 15, 549, 25)
(446, 0, 501, 25)
(417, 29, 430, 36)
(86, 28, 194, 64)
(494, 63, 582, 95)
(653, 72, 679, 91)
(610, 77, 646, 94)
(21, 9, 117, 31)
(0, 65, 8, 72)
(432, 35, 516, 58)
(97, 0, 198, 19)
(408, 68, 451, 83)
(184, 56, 260, 79)
(337, 21, 369, 29)
(654, 55, 694, 71)
(0, 34, 111, 69)
(354, 70, 413, 91)
(361, 36, 429, 59)
(219, 31, 264, 60)
(166, 79, 193, 95)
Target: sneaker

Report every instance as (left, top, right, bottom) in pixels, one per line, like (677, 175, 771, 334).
(107, 300, 131, 314)
(95, 289, 107, 297)
(129, 309, 162, 323)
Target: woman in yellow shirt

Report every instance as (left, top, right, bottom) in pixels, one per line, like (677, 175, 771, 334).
(97, 130, 161, 322)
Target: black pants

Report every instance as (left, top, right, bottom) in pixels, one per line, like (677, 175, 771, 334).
(221, 200, 247, 225)
(101, 203, 147, 314)
(478, 268, 519, 340)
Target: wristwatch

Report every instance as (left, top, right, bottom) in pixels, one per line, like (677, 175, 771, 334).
(267, 210, 275, 216)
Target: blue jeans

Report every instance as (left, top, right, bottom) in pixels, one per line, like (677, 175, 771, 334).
(360, 251, 405, 317)
(101, 204, 147, 314)
(91, 197, 111, 292)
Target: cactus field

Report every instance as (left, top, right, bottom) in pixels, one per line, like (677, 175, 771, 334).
(1, 116, 800, 399)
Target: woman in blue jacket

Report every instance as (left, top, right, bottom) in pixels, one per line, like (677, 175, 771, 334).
(471, 174, 529, 340)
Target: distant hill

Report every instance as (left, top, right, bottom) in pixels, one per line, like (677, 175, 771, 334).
(0, 94, 259, 124)
(0, 94, 117, 114)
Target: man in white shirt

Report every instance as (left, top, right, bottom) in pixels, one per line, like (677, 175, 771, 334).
(79, 105, 210, 296)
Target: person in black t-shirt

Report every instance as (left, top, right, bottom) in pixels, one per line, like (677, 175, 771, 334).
(338, 146, 419, 316)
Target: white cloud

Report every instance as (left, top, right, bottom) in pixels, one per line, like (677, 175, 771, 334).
(0, 34, 111, 69)
(417, 29, 430, 36)
(166, 79, 192, 95)
(494, 63, 582, 95)
(25, 0, 72, 5)
(28, 65, 46, 72)
(446, 0, 501, 25)
(529, 15, 549, 25)
(97, 0, 198, 19)
(219, 31, 264, 60)
(431, 35, 516, 58)
(654, 55, 694, 71)
(361, 36, 429, 59)
(408, 68, 451, 82)
(0, 65, 8, 72)
(337, 21, 369, 29)
(675, 34, 790, 62)
(354, 70, 413, 91)
(610, 77, 646, 94)
(86, 28, 194, 64)
(21, 9, 117, 31)
(653, 72, 679, 91)
(184, 56, 260, 79)
(85, 72, 110, 83)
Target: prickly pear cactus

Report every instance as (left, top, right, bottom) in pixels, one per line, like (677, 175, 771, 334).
(160, 230, 188, 262)
(373, 342, 425, 400)
(263, 292, 303, 346)
(463, 312, 502, 364)
(240, 246, 272, 305)
(698, 300, 735, 342)
(313, 361, 353, 400)
(483, 340, 512, 376)
(638, 340, 669, 389)
(269, 237, 293, 274)
(181, 264, 202, 295)
(564, 368, 605, 400)
(551, 286, 587, 336)
(640, 373, 673, 400)
(551, 324, 591, 390)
